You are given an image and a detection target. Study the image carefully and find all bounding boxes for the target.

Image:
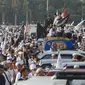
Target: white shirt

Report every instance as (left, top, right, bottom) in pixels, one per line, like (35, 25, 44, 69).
(28, 72, 33, 78)
(53, 16, 59, 25)
(48, 28, 54, 36)
(3, 71, 11, 85)
(15, 72, 21, 83)
(64, 27, 70, 33)
(1, 42, 5, 51)
(8, 69, 17, 82)
(16, 57, 21, 61)
(56, 27, 61, 32)
(83, 27, 85, 33)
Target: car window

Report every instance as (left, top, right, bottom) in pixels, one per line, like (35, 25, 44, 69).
(67, 66, 85, 69)
(38, 41, 42, 46)
(41, 54, 52, 59)
(61, 54, 72, 59)
(41, 54, 72, 59)
(81, 53, 85, 56)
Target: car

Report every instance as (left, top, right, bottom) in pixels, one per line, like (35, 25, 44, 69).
(15, 76, 67, 85)
(38, 50, 85, 59)
(43, 37, 74, 51)
(46, 61, 85, 77)
(38, 50, 85, 67)
(63, 61, 85, 69)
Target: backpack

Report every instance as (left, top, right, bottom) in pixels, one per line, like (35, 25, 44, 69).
(0, 74, 5, 85)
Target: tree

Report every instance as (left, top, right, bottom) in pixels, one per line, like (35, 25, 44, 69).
(0, 0, 84, 24)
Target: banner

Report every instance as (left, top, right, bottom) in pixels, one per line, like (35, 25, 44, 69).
(37, 23, 45, 39)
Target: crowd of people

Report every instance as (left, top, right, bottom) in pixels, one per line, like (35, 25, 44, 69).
(0, 24, 48, 85)
(44, 11, 85, 50)
(0, 23, 84, 85)
(0, 37, 48, 85)
(46, 23, 84, 50)
(0, 12, 85, 85)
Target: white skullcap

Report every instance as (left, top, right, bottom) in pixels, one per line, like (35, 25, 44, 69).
(7, 56, 12, 60)
(30, 63, 36, 70)
(45, 67, 50, 72)
(15, 48, 17, 51)
(7, 54, 11, 57)
(0, 61, 7, 66)
(50, 48, 52, 51)
(72, 53, 78, 56)
(52, 54, 55, 56)
(25, 43, 30, 45)
(30, 44, 33, 47)
(74, 65, 79, 69)
(72, 53, 84, 57)
(18, 51, 23, 55)
(15, 61, 23, 66)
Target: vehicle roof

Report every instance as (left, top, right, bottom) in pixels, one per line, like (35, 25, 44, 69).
(38, 50, 85, 59)
(53, 62, 85, 68)
(53, 62, 85, 66)
(38, 38, 44, 41)
(39, 59, 75, 66)
(63, 69, 85, 72)
(63, 62, 85, 66)
(49, 68, 85, 73)
(16, 76, 67, 85)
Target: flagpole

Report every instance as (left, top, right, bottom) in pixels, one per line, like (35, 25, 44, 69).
(80, 0, 84, 21)
(2, 1, 5, 24)
(23, 24, 26, 65)
(46, 0, 49, 18)
(12, 0, 17, 25)
(22, 0, 28, 65)
(15, 10, 17, 25)
(64, 0, 67, 9)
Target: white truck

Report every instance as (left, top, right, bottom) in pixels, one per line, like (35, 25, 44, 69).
(29, 24, 37, 36)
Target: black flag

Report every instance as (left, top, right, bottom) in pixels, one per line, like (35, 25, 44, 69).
(57, 14, 70, 27)
(44, 17, 53, 28)
(37, 23, 45, 39)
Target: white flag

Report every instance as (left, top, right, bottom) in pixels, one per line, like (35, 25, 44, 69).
(56, 53, 63, 69)
(6, 26, 8, 31)
(71, 21, 74, 26)
(56, 10, 58, 16)
(74, 20, 85, 31)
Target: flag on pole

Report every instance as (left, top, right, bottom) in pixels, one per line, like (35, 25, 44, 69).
(57, 14, 70, 27)
(74, 20, 85, 32)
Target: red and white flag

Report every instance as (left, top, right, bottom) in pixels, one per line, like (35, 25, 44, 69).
(24, 20, 28, 33)
(61, 9, 67, 18)
(56, 53, 63, 69)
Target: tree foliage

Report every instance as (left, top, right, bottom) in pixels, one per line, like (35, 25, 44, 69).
(0, 0, 84, 24)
